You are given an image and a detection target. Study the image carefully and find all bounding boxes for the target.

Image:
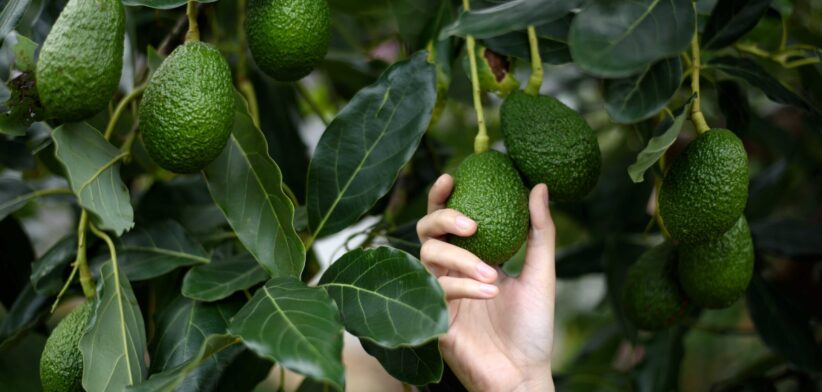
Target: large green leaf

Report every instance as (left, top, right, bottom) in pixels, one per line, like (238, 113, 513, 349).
(440, 0, 580, 40)
(360, 338, 443, 386)
(0, 177, 32, 221)
(182, 253, 267, 302)
(115, 220, 209, 281)
(318, 247, 448, 347)
(751, 219, 822, 259)
(121, 0, 218, 9)
(204, 95, 304, 278)
(483, 15, 573, 65)
(80, 260, 148, 391)
(701, 0, 771, 49)
(604, 57, 683, 124)
(0, 283, 48, 350)
(29, 234, 76, 295)
(569, 0, 695, 78)
(626, 95, 695, 183)
(229, 277, 345, 391)
(52, 122, 134, 236)
(0, 0, 31, 45)
(307, 51, 435, 238)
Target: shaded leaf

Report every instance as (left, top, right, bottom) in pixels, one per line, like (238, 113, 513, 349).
(627, 95, 695, 183)
(0, 283, 48, 350)
(717, 80, 751, 134)
(121, 0, 218, 9)
(440, 0, 580, 40)
(483, 15, 573, 65)
(0, 0, 31, 45)
(204, 94, 304, 278)
(297, 377, 333, 392)
(307, 51, 435, 238)
(319, 247, 448, 348)
(751, 218, 822, 259)
(229, 277, 344, 390)
(361, 338, 443, 386)
(0, 217, 33, 308)
(569, 0, 695, 78)
(52, 122, 134, 235)
(0, 332, 45, 390)
(116, 220, 209, 281)
(604, 57, 683, 124)
(388, 0, 447, 50)
(556, 241, 606, 279)
(182, 253, 267, 302)
(30, 235, 76, 295)
(634, 324, 688, 391)
(212, 348, 273, 391)
(0, 138, 35, 170)
(702, 0, 771, 49)
(0, 176, 32, 221)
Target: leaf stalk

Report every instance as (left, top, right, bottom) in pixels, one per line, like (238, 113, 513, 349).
(462, 0, 488, 153)
(524, 25, 543, 96)
(689, 34, 710, 134)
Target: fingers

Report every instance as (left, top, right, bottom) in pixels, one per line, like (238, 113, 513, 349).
(416, 208, 476, 242)
(520, 184, 556, 287)
(420, 239, 498, 282)
(427, 174, 454, 214)
(438, 276, 499, 300)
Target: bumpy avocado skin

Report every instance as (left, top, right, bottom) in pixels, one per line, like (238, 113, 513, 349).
(659, 128, 749, 244)
(40, 302, 92, 392)
(246, 0, 330, 81)
(623, 243, 687, 331)
(36, 0, 125, 121)
(678, 216, 754, 309)
(501, 91, 601, 202)
(139, 42, 235, 174)
(446, 151, 530, 265)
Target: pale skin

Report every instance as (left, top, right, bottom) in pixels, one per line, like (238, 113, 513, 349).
(417, 174, 556, 391)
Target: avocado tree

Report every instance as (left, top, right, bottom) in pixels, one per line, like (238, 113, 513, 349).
(0, 0, 820, 391)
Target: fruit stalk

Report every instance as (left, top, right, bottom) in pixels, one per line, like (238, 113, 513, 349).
(462, 0, 489, 153)
(185, 0, 200, 42)
(524, 26, 543, 96)
(689, 34, 710, 134)
(76, 211, 96, 299)
(103, 84, 146, 140)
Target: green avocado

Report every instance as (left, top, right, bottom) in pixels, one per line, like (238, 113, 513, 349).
(40, 302, 92, 392)
(35, 0, 125, 121)
(659, 128, 749, 243)
(501, 90, 601, 202)
(246, 0, 330, 81)
(678, 216, 754, 309)
(623, 242, 687, 331)
(139, 41, 235, 174)
(446, 151, 530, 265)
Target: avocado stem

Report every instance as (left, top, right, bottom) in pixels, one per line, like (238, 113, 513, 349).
(524, 25, 543, 96)
(185, 0, 200, 42)
(75, 211, 96, 299)
(462, 0, 489, 153)
(103, 84, 146, 141)
(689, 34, 710, 135)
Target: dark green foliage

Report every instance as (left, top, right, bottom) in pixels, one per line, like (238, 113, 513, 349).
(623, 243, 687, 331)
(40, 302, 91, 392)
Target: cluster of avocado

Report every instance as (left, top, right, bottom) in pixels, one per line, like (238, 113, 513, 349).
(624, 129, 753, 330)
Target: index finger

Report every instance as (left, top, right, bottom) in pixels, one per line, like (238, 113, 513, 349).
(428, 174, 454, 214)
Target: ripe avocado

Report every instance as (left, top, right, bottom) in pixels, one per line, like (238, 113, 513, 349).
(246, 0, 330, 81)
(678, 216, 754, 308)
(139, 41, 235, 174)
(36, 0, 125, 121)
(40, 302, 92, 392)
(659, 128, 749, 243)
(446, 151, 530, 265)
(501, 91, 601, 202)
(623, 242, 687, 331)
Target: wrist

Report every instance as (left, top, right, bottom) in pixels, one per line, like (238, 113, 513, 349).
(513, 365, 554, 392)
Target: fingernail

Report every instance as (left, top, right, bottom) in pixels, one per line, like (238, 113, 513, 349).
(456, 216, 473, 231)
(476, 263, 496, 279)
(480, 284, 498, 296)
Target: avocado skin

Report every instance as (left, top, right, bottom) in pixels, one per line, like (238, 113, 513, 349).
(40, 302, 92, 392)
(501, 91, 601, 202)
(139, 42, 234, 174)
(36, 0, 125, 121)
(659, 128, 749, 244)
(678, 216, 754, 309)
(246, 0, 330, 81)
(447, 151, 530, 265)
(623, 243, 687, 331)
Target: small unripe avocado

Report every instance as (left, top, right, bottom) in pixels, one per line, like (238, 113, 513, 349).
(501, 91, 601, 202)
(678, 216, 754, 309)
(246, 0, 331, 81)
(40, 302, 92, 392)
(139, 41, 234, 173)
(461, 45, 519, 97)
(623, 243, 687, 331)
(36, 0, 125, 121)
(447, 151, 530, 265)
(659, 128, 749, 243)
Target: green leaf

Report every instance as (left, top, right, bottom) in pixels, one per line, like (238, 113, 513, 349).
(569, 0, 695, 78)
(115, 220, 209, 281)
(483, 15, 573, 65)
(634, 325, 688, 391)
(388, 0, 447, 50)
(11, 34, 36, 72)
(0, 332, 45, 390)
(439, 0, 581, 40)
(296, 377, 333, 392)
(182, 253, 267, 302)
(229, 277, 345, 391)
(626, 95, 695, 183)
(0, 138, 35, 170)
(127, 335, 238, 392)
(80, 260, 148, 391)
(30, 235, 76, 295)
(0, 177, 32, 221)
(0, 0, 31, 45)
(52, 122, 134, 236)
(318, 246, 448, 347)
(751, 219, 822, 259)
(604, 57, 683, 124)
(121, 0, 218, 10)
(204, 94, 304, 278)
(0, 284, 48, 350)
(746, 275, 822, 372)
(307, 51, 435, 238)
(360, 338, 443, 386)
(212, 348, 273, 391)
(701, 0, 771, 49)
(717, 80, 751, 134)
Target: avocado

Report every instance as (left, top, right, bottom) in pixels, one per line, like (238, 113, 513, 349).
(446, 151, 530, 265)
(461, 45, 519, 97)
(678, 216, 754, 308)
(623, 242, 687, 330)
(501, 91, 601, 202)
(246, 0, 330, 81)
(40, 302, 92, 392)
(35, 0, 125, 121)
(139, 41, 235, 173)
(659, 128, 748, 243)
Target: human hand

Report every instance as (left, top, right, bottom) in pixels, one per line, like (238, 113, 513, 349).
(416, 174, 556, 391)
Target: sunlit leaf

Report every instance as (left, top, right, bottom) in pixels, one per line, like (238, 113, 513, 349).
(182, 253, 267, 302)
(11, 34, 36, 72)
(604, 57, 683, 124)
(626, 95, 694, 183)
(361, 339, 443, 386)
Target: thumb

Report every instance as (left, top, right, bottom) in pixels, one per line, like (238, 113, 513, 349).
(519, 184, 556, 289)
